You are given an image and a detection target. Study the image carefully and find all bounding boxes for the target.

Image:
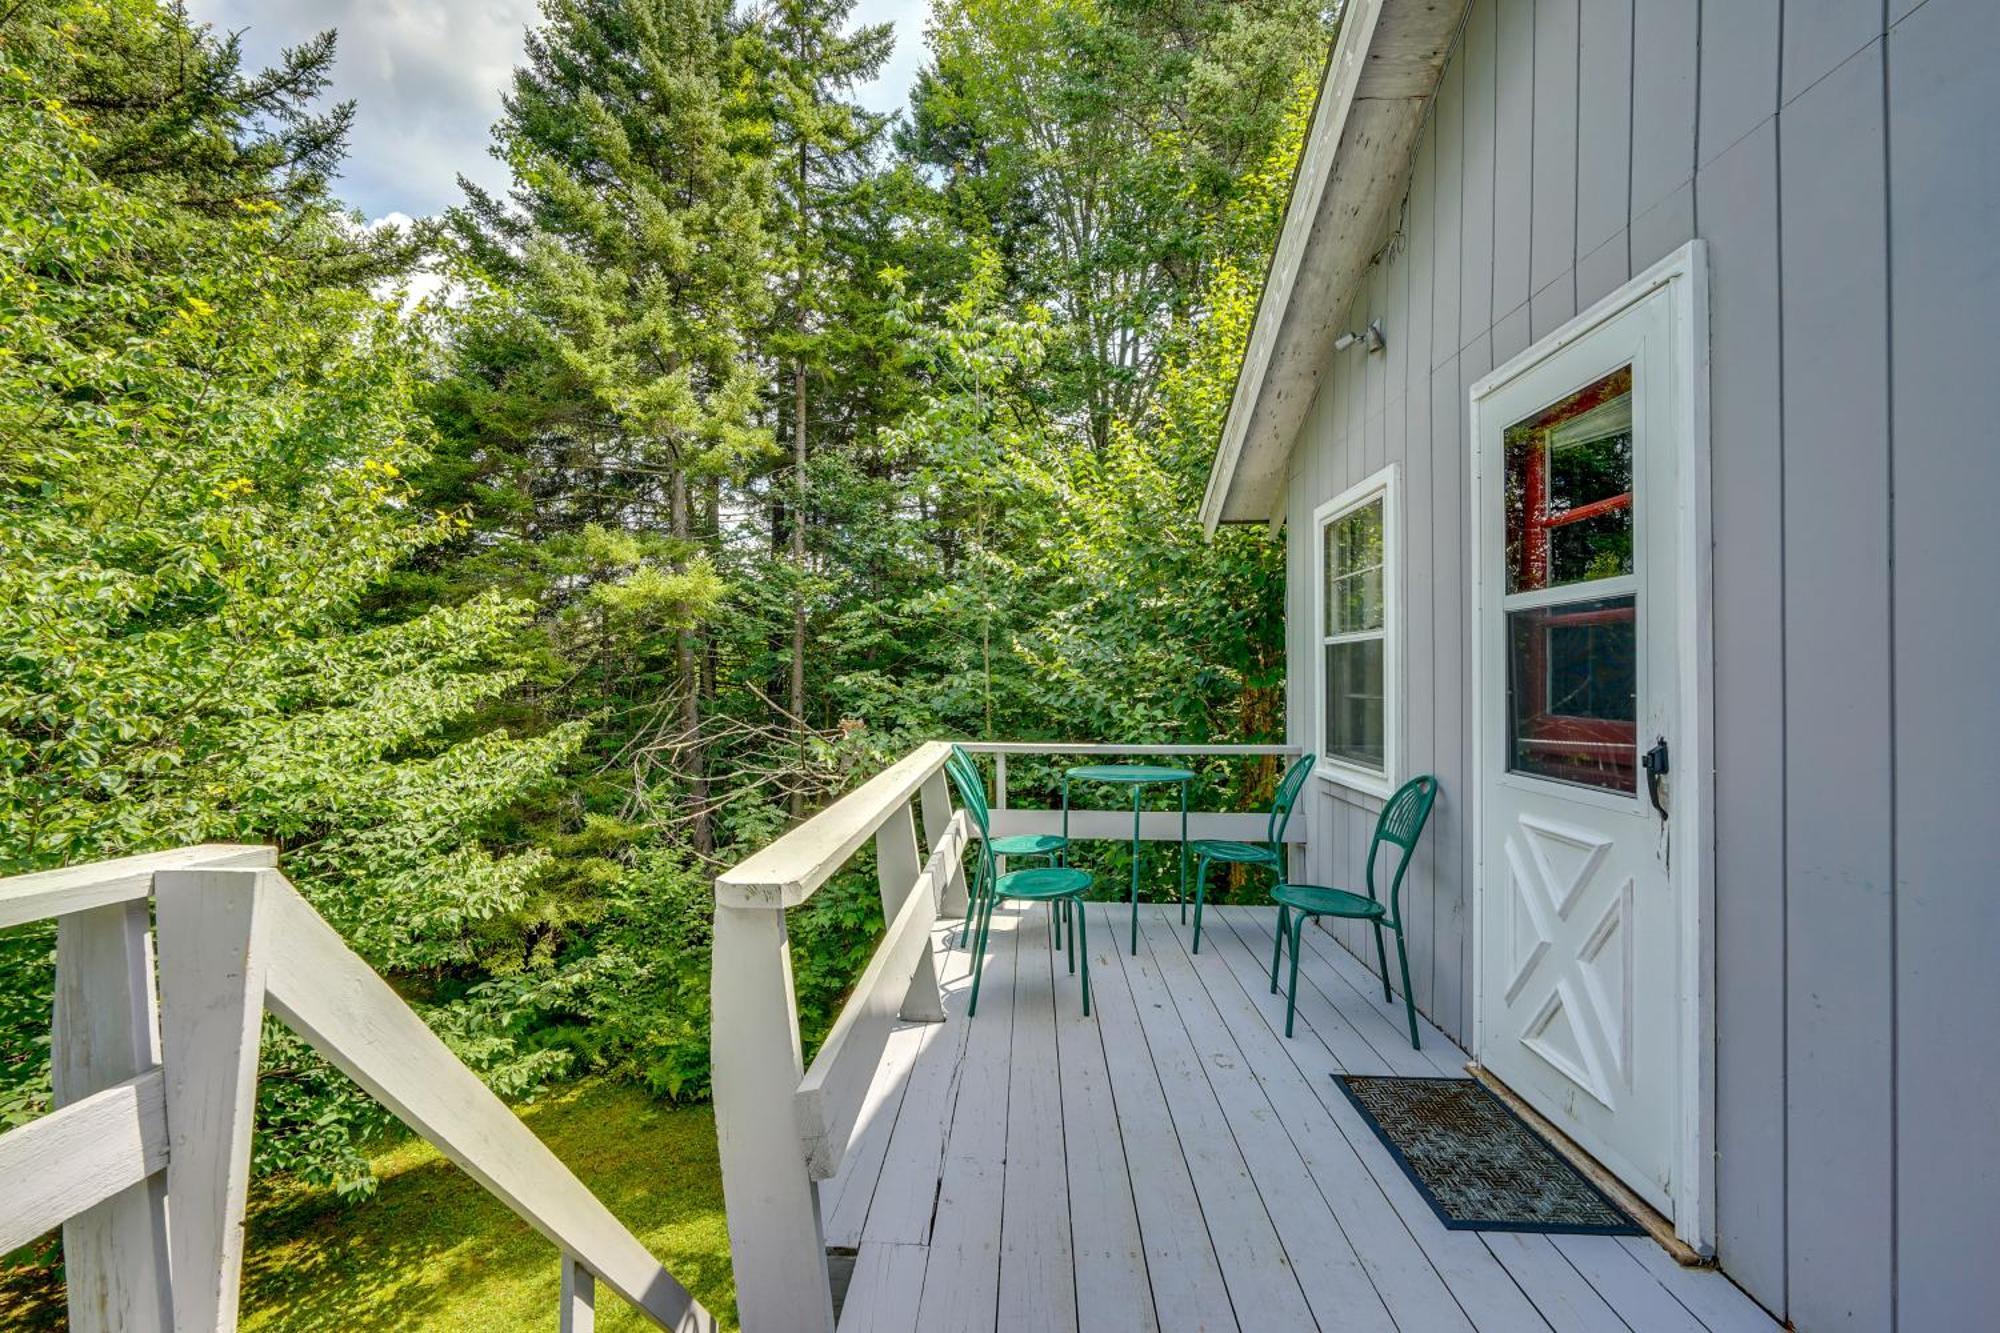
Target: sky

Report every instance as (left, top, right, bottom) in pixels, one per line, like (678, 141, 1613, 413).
(184, 0, 930, 226)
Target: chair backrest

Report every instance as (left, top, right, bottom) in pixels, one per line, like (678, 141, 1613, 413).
(1264, 752, 1317, 848)
(943, 748, 997, 896)
(1366, 774, 1440, 927)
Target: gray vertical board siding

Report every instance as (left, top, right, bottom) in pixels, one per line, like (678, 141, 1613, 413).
(1404, 351, 1435, 1014)
(1699, 0, 1780, 168)
(1491, 0, 1535, 319)
(1529, 0, 1579, 302)
(1274, 2, 1999, 1323)
(1574, 0, 1633, 260)
(1429, 356, 1466, 1039)
(1629, 179, 1692, 276)
(1695, 117, 1789, 1317)
(1782, 0, 1886, 104)
(1460, 0, 1498, 348)
(1575, 230, 1629, 310)
(1779, 38, 1893, 1333)
(1432, 54, 1466, 370)
(1629, 0, 1697, 220)
(1407, 122, 1439, 400)
(1889, 0, 2000, 1321)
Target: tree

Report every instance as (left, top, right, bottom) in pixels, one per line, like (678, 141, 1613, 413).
(752, 1, 895, 805)
(451, 0, 775, 854)
(0, 19, 576, 1191)
(902, 0, 1329, 449)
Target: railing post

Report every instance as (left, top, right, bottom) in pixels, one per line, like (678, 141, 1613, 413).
(51, 900, 171, 1333)
(918, 769, 969, 918)
(993, 750, 1009, 875)
(560, 1255, 596, 1332)
(155, 867, 273, 1333)
(877, 801, 944, 1022)
(710, 901, 836, 1332)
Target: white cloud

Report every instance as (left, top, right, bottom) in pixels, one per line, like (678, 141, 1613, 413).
(184, 1, 930, 222)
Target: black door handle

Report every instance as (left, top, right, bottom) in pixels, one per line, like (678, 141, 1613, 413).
(1640, 737, 1670, 820)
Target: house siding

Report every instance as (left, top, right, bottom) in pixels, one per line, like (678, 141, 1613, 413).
(1279, 0, 2000, 1326)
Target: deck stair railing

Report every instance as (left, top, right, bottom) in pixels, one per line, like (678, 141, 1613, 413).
(710, 740, 1299, 1332)
(0, 845, 715, 1333)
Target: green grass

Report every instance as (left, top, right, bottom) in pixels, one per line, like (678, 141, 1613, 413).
(2, 1080, 737, 1331)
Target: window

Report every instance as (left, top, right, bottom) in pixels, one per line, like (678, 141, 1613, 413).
(1315, 467, 1396, 790)
(1500, 365, 1638, 793)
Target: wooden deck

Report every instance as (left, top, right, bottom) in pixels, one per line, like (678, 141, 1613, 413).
(821, 902, 1775, 1333)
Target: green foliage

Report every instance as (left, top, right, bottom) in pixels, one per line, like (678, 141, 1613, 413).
(2, 0, 1323, 1263)
(1, 1081, 738, 1330)
(0, 16, 580, 1189)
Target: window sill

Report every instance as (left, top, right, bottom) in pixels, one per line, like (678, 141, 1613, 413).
(1314, 764, 1392, 806)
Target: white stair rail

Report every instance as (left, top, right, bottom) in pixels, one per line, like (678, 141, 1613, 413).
(0, 847, 716, 1333)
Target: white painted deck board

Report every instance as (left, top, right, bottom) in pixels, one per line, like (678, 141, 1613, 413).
(996, 907, 1076, 1331)
(911, 904, 1018, 1331)
(1107, 904, 1317, 1330)
(836, 904, 1775, 1333)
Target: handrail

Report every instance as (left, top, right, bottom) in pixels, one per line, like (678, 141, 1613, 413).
(0, 851, 715, 1333)
(715, 740, 954, 909)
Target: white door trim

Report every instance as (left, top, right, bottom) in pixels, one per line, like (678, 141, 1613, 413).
(1466, 240, 1713, 1252)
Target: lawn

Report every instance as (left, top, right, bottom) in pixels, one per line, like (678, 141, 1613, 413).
(1, 1080, 737, 1331)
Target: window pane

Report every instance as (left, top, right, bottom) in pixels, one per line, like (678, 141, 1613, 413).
(1504, 365, 1634, 594)
(1506, 595, 1637, 793)
(1324, 497, 1385, 634)
(1325, 638, 1385, 771)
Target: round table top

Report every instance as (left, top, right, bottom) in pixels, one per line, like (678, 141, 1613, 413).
(1064, 763, 1195, 784)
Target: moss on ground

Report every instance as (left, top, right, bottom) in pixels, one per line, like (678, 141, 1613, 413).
(1, 1080, 737, 1331)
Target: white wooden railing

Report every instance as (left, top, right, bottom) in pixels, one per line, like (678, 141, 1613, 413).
(0, 846, 714, 1333)
(710, 740, 1298, 1331)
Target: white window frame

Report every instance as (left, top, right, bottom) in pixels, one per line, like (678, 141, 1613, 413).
(1311, 464, 1399, 797)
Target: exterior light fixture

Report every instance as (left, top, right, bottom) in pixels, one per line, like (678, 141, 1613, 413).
(1333, 319, 1387, 354)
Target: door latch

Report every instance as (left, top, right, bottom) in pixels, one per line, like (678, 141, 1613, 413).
(1640, 737, 1670, 820)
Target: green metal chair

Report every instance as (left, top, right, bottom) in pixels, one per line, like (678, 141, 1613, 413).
(949, 745, 1069, 867)
(1269, 774, 1439, 1045)
(1187, 752, 1316, 954)
(945, 754, 1093, 1017)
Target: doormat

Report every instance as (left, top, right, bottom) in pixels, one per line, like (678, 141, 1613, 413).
(1334, 1075, 1641, 1235)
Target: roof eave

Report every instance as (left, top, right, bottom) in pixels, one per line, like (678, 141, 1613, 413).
(1201, 0, 1469, 536)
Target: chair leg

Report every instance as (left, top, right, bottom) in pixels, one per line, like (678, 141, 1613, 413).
(1192, 856, 1211, 954)
(1049, 854, 1064, 949)
(1076, 897, 1092, 1017)
(1271, 903, 1289, 993)
(970, 894, 998, 1017)
(1065, 898, 1076, 974)
(1394, 927, 1421, 1051)
(1372, 919, 1391, 1002)
(1285, 913, 1306, 1038)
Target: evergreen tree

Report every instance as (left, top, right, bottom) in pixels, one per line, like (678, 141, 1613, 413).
(451, 0, 775, 854)
(0, 7, 576, 1191)
(753, 0, 895, 805)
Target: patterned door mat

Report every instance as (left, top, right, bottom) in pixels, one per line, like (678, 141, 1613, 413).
(1334, 1075, 1641, 1235)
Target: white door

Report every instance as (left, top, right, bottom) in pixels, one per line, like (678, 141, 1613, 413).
(1470, 249, 1709, 1233)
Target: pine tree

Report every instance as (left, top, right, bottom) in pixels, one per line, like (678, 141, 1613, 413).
(452, 0, 774, 854)
(752, 0, 895, 806)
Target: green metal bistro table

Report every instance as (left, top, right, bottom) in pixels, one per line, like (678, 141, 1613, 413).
(1062, 763, 1194, 955)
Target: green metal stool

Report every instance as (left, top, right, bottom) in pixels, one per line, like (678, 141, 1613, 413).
(1187, 752, 1315, 954)
(1269, 774, 1438, 1045)
(946, 755, 1092, 1017)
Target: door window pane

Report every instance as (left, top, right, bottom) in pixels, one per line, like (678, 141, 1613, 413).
(1326, 639, 1385, 770)
(1506, 595, 1637, 793)
(1504, 365, 1634, 594)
